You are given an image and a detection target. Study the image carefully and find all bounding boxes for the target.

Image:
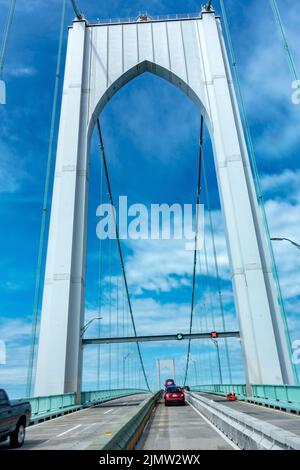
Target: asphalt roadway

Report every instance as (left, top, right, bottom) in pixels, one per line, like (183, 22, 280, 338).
(7, 393, 281, 450)
(0, 393, 149, 450)
(136, 399, 236, 450)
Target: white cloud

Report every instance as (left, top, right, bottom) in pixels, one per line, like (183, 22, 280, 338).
(101, 71, 199, 167)
(0, 142, 27, 193)
(261, 169, 300, 196)
(6, 66, 37, 77)
(236, 0, 300, 159)
(265, 198, 300, 300)
(0, 317, 31, 393)
(0, 317, 31, 342)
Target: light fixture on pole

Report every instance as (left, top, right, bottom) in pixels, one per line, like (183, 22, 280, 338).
(271, 237, 300, 250)
(80, 317, 102, 338)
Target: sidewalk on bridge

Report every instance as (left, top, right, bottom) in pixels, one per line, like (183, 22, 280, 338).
(198, 393, 300, 437)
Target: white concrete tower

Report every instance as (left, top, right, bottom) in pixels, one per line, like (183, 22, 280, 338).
(35, 10, 295, 396)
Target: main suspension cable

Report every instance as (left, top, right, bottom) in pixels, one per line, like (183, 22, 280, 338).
(0, 0, 16, 80)
(70, 0, 83, 19)
(96, 118, 150, 391)
(183, 115, 204, 386)
(269, 0, 299, 85)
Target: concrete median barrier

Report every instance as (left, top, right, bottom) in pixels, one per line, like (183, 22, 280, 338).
(88, 391, 162, 450)
(186, 392, 300, 450)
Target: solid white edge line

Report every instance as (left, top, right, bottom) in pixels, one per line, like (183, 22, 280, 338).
(56, 424, 82, 437)
(188, 402, 240, 450)
(104, 408, 114, 414)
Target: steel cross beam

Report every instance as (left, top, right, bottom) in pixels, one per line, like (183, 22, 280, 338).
(82, 331, 240, 345)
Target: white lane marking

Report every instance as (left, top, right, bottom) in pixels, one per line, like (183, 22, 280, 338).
(104, 408, 113, 414)
(56, 424, 82, 437)
(188, 402, 240, 450)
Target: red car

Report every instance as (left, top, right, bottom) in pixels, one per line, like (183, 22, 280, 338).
(164, 386, 185, 406)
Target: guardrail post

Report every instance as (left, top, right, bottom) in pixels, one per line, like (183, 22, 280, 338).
(246, 383, 252, 397)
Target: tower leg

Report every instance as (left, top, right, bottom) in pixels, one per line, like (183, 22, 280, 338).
(35, 20, 89, 396)
(201, 14, 294, 384)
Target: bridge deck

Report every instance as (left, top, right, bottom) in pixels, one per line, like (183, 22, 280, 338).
(136, 399, 236, 450)
(0, 394, 149, 451)
(198, 392, 300, 436)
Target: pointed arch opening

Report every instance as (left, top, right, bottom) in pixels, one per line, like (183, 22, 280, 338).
(87, 60, 213, 143)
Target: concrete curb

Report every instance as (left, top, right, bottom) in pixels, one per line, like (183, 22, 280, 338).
(87, 391, 162, 450)
(187, 392, 300, 450)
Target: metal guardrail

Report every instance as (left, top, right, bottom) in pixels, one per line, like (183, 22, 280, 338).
(88, 390, 162, 450)
(90, 12, 202, 26)
(190, 383, 300, 412)
(190, 384, 247, 397)
(28, 388, 148, 423)
(29, 392, 76, 416)
(251, 384, 300, 404)
(81, 389, 147, 406)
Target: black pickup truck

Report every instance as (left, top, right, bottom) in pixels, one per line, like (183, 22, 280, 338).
(0, 389, 31, 447)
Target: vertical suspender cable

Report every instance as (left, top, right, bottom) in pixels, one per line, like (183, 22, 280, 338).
(269, 0, 299, 85)
(199, 244, 219, 383)
(183, 116, 204, 386)
(122, 284, 125, 387)
(26, 0, 66, 397)
(97, 154, 104, 390)
(197, 252, 214, 384)
(202, 155, 232, 383)
(116, 277, 119, 388)
(96, 119, 150, 391)
(220, 0, 298, 382)
(200, 243, 216, 331)
(108, 237, 112, 389)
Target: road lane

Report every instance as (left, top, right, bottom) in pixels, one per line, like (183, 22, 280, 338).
(136, 400, 235, 450)
(0, 393, 149, 450)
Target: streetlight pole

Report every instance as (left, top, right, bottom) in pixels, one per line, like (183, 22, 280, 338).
(212, 339, 223, 384)
(271, 237, 300, 250)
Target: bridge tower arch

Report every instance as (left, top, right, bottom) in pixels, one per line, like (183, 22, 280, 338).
(34, 11, 295, 396)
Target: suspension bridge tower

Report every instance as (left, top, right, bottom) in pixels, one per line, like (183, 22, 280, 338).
(34, 8, 295, 396)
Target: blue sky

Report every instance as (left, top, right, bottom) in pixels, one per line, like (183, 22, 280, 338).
(0, 0, 300, 397)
